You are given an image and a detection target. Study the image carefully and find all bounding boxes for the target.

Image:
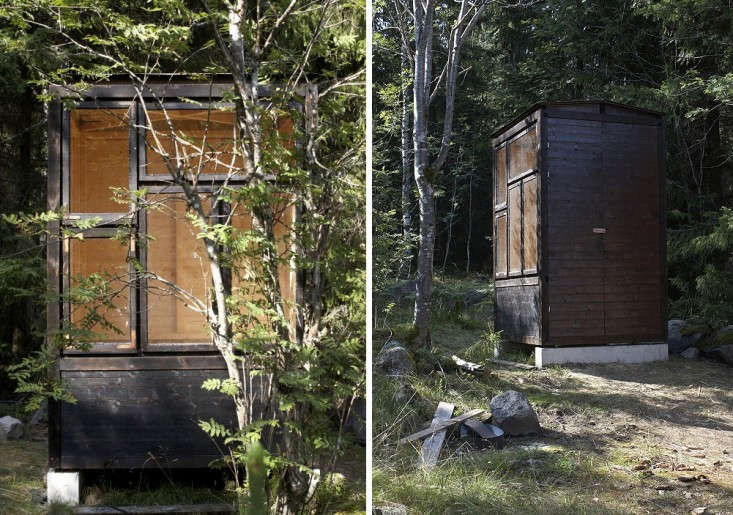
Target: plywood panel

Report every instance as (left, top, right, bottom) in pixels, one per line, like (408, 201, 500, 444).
(522, 176, 538, 272)
(495, 146, 507, 206)
(70, 109, 129, 213)
(230, 199, 297, 331)
(508, 185, 522, 274)
(508, 126, 537, 179)
(144, 110, 240, 177)
(146, 194, 212, 343)
(495, 284, 540, 345)
(495, 213, 507, 278)
(70, 239, 131, 343)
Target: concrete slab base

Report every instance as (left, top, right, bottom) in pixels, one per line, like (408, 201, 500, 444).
(47, 469, 80, 505)
(535, 343, 668, 368)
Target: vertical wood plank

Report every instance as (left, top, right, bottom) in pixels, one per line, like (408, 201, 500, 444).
(47, 100, 62, 467)
(420, 402, 454, 468)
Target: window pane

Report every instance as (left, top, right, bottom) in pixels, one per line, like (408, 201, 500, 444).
(508, 126, 537, 180)
(495, 146, 507, 206)
(70, 238, 131, 343)
(522, 176, 538, 272)
(70, 109, 130, 213)
(230, 200, 296, 329)
(144, 110, 241, 177)
(508, 185, 522, 274)
(146, 194, 212, 343)
(495, 213, 507, 278)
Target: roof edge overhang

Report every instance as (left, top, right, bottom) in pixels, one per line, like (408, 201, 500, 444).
(490, 100, 664, 139)
(48, 74, 308, 100)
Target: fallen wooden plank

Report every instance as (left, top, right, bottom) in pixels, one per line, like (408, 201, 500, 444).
(399, 409, 485, 445)
(490, 358, 535, 370)
(420, 401, 455, 468)
(74, 505, 235, 514)
(451, 355, 483, 373)
(463, 418, 494, 439)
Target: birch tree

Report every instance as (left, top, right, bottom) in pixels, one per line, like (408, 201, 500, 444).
(412, 0, 491, 346)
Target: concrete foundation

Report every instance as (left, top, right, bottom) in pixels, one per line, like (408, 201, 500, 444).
(47, 469, 80, 505)
(535, 343, 668, 368)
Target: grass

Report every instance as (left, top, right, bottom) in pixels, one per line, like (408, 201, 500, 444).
(0, 425, 364, 514)
(373, 274, 733, 514)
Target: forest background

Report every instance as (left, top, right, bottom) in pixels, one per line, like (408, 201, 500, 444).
(373, 0, 733, 332)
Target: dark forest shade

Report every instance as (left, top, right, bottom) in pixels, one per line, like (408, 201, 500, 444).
(492, 101, 666, 348)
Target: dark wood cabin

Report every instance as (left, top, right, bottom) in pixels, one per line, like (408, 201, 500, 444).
(46, 81, 300, 470)
(492, 101, 666, 348)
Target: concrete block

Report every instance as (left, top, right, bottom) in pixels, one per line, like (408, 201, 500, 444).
(535, 343, 668, 368)
(47, 469, 80, 505)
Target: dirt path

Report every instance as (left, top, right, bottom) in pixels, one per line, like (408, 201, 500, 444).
(492, 357, 733, 513)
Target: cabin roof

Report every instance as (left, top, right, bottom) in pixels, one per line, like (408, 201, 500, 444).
(490, 100, 663, 138)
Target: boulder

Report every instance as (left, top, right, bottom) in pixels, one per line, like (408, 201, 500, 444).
(29, 400, 48, 426)
(375, 340, 414, 377)
(706, 345, 733, 366)
(344, 397, 366, 444)
(489, 390, 540, 436)
(667, 319, 703, 354)
(373, 502, 408, 515)
(0, 415, 24, 441)
(680, 347, 699, 359)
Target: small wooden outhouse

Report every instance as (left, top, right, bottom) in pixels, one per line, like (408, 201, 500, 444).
(491, 101, 667, 365)
(46, 79, 300, 482)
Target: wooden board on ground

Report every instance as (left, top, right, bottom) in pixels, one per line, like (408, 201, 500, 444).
(74, 504, 235, 514)
(451, 355, 483, 373)
(463, 418, 494, 439)
(420, 401, 455, 468)
(399, 408, 485, 445)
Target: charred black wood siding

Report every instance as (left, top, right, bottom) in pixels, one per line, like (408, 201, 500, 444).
(492, 101, 665, 348)
(59, 361, 236, 469)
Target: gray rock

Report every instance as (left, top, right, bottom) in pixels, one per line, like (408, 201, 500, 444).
(667, 319, 703, 354)
(680, 347, 699, 359)
(29, 400, 48, 426)
(344, 397, 366, 444)
(375, 340, 414, 377)
(373, 502, 408, 515)
(706, 345, 733, 366)
(0, 415, 24, 441)
(30, 488, 46, 505)
(489, 390, 540, 436)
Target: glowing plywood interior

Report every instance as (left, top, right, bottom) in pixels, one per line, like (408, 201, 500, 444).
(69, 238, 131, 344)
(144, 110, 240, 177)
(70, 109, 130, 213)
(230, 200, 297, 331)
(146, 194, 212, 343)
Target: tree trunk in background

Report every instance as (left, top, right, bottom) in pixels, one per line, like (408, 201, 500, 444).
(399, 42, 413, 279)
(465, 171, 472, 273)
(412, 0, 489, 347)
(412, 0, 434, 347)
(442, 172, 458, 274)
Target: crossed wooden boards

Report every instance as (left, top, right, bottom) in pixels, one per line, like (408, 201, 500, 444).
(399, 402, 487, 468)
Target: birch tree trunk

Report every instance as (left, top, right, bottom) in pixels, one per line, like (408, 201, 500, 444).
(399, 42, 413, 279)
(411, 0, 490, 347)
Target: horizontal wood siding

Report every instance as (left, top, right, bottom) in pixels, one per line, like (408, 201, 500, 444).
(59, 366, 237, 469)
(495, 284, 540, 345)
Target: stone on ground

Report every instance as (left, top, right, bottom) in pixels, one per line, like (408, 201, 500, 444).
(680, 347, 699, 359)
(29, 399, 48, 426)
(489, 390, 540, 436)
(373, 502, 408, 515)
(375, 340, 414, 377)
(0, 415, 24, 441)
(667, 319, 703, 354)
